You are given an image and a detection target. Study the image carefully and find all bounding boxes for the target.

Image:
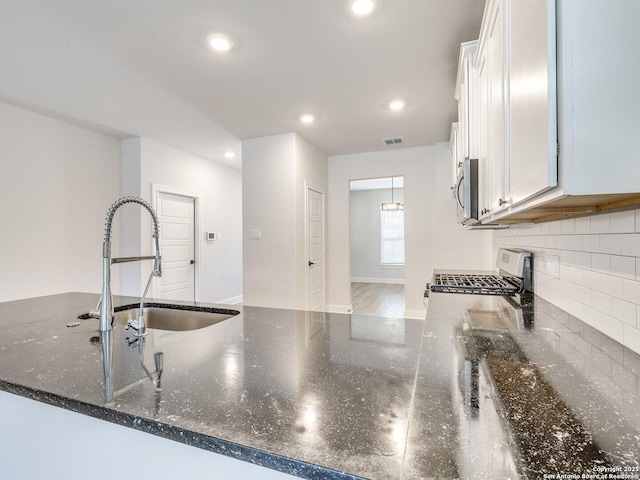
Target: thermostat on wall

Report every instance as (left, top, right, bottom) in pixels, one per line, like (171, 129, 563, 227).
(206, 232, 217, 241)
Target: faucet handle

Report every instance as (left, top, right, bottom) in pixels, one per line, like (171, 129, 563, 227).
(125, 319, 141, 332)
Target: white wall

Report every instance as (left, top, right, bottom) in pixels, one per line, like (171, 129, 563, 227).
(242, 133, 328, 310)
(120, 137, 243, 304)
(494, 208, 640, 355)
(0, 101, 120, 302)
(431, 142, 493, 271)
(328, 143, 493, 318)
(242, 134, 296, 309)
(328, 146, 432, 318)
(294, 135, 329, 309)
(350, 187, 405, 283)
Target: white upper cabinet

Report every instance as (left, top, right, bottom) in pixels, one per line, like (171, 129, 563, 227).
(476, 0, 508, 217)
(464, 0, 640, 224)
(505, 0, 557, 207)
(475, 0, 556, 217)
(455, 41, 480, 164)
(453, 41, 480, 208)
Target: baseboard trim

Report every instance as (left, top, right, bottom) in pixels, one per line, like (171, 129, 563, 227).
(215, 295, 243, 305)
(403, 309, 426, 320)
(326, 304, 353, 314)
(350, 277, 405, 285)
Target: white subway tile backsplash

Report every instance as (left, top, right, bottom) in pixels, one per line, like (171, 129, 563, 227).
(561, 219, 575, 234)
(624, 324, 640, 353)
(610, 210, 636, 233)
(583, 235, 600, 253)
(560, 279, 574, 297)
(542, 235, 556, 248)
(562, 250, 576, 267)
(600, 274, 624, 299)
(575, 216, 591, 234)
(621, 234, 640, 257)
(623, 279, 640, 303)
(556, 235, 570, 250)
(611, 298, 637, 326)
(611, 255, 636, 280)
(582, 305, 602, 329)
(566, 298, 584, 319)
(591, 253, 611, 273)
(591, 213, 610, 233)
(496, 207, 640, 354)
(568, 266, 584, 285)
(583, 270, 601, 290)
(536, 270, 552, 288)
(601, 313, 624, 343)
(574, 284, 591, 305)
(591, 290, 612, 315)
(575, 252, 591, 269)
(543, 221, 563, 235)
(600, 234, 623, 255)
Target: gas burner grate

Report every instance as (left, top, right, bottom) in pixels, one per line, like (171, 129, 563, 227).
(431, 273, 520, 296)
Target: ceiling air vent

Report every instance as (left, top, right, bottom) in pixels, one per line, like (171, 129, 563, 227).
(383, 136, 404, 145)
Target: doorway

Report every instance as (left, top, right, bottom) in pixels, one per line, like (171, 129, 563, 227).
(349, 176, 405, 317)
(152, 185, 200, 302)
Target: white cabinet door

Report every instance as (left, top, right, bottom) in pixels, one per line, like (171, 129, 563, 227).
(505, 0, 557, 206)
(477, 54, 492, 219)
(455, 41, 479, 163)
(478, 0, 508, 215)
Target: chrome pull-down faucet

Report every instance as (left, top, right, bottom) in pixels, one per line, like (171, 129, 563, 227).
(98, 196, 162, 335)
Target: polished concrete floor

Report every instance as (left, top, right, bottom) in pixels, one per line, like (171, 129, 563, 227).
(351, 282, 405, 318)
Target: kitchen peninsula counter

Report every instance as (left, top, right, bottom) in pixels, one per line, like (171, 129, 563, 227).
(0, 292, 639, 479)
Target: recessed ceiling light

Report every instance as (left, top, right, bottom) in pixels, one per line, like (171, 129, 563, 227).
(389, 99, 406, 111)
(224, 151, 236, 159)
(300, 114, 316, 124)
(350, 0, 376, 16)
(207, 33, 234, 53)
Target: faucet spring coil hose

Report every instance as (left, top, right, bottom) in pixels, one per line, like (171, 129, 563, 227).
(104, 196, 160, 241)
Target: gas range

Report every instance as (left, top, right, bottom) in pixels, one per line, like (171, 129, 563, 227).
(427, 248, 533, 303)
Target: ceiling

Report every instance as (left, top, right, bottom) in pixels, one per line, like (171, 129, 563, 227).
(0, 1, 485, 168)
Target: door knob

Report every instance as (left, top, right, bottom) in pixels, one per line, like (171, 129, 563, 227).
(308, 261, 317, 266)
(190, 260, 196, 265)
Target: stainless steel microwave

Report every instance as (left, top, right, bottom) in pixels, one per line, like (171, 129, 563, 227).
(455, 158, 479, 225)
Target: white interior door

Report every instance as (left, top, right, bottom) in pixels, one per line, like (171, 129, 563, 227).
(306, 187, 324, 311)
(156, 192, 195, 302)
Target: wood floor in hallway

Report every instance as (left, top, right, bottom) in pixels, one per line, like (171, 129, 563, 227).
(351, 282, 405, 318)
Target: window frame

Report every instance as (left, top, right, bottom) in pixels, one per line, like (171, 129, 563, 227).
(380, 209, 405, 266)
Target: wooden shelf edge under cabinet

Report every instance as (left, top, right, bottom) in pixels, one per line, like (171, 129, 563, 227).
(486, 193, 640, 224)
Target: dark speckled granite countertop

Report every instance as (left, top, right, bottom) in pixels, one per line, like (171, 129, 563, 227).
(0, 292, 639, 479)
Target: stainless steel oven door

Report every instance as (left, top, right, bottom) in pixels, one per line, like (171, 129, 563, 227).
(455, 158, 479, 225)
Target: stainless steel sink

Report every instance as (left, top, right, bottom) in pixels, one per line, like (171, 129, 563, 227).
(113, 305, 239, 332)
